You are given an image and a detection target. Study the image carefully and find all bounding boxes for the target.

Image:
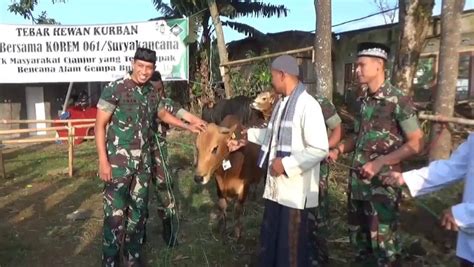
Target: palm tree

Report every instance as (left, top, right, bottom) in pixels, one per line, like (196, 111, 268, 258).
(151, 0, 288, 104)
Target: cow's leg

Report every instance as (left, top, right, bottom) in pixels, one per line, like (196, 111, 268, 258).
(234, 185, 248, 240)
(217, 197, 228, 235)
(216, 180, 228, 235)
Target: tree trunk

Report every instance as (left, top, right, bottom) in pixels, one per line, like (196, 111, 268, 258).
(313, 0, 333, 100)
(429, 0, 465, 161)
(392, 0, 434, 95)
(208, 0, 233, 98)
(198, 15, 215, 108)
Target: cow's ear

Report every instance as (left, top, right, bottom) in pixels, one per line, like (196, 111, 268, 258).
(229, 124, 238, 138)
(218, 126, 231, 134)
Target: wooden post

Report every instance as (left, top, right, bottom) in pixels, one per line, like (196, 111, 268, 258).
(68, 122, 74, 178)
(0, 145, 5, 179)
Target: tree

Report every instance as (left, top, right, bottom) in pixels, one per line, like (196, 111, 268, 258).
(372, 0, 398, 24)
(313, 0, 333, 100)
(8, 0, 64, 24)
(208, 0, 233, 98)
(392, 0, 434, 95)
(152, 0, 288, 103)
(429, 0, 466, 161)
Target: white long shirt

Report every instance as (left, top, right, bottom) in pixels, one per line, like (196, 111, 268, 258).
(247, 90, 328, 209)
(403, 133, 474, 262)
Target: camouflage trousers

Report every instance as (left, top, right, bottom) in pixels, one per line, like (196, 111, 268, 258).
(308, 164, 330, 266)
(102, 167, 151, 267)
(347, 188, 402, 267)
(151, 141, 176, 221)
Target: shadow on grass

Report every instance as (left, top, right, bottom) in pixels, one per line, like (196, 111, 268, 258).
(0, 143, 103, 267)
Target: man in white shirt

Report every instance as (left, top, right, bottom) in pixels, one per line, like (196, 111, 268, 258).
(228, 55, 328, 267)
(384, 133, 474, 266)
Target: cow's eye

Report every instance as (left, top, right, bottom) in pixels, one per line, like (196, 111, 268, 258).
(212, 146, 218, 154)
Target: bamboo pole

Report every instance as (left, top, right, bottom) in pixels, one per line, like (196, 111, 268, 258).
(68, 122, 74, 178)
(418, 112, 474, 126)
(0, 148, 5, 179)
(221, 46, 314, 67)
(72, 124, 96, 129)
(0, 123, 94, 135)
(1, 119, 96, 124)
(0, 136, 94, 144)
(1, 137, 66, 144)
(0, 126, 68, 135)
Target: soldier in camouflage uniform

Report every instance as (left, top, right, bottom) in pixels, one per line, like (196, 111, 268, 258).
(329, 42, 424, 266)
(308, 95, 343, 266)
(148, 71, 206, 247)
(96, 48, 204, 267)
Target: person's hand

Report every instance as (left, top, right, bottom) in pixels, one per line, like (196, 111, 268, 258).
(270, 158, 285, 177)
(187, 122, 205, 134)
(190, 117, 207, 129)
(327, 148, 340, 163)
(382, 171, 405, 187)
(99, 160, 112, 182)
(441, 208, 459, 231)
(360, 158, 385, 179)
(227, 139, 247, 152)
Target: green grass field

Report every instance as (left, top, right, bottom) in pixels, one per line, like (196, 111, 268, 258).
(0, 132, 462, 266)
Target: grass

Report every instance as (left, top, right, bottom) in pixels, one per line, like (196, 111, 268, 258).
(0, 131, 464, 267)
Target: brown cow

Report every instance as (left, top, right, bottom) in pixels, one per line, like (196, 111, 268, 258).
(194, 115, 263, 239)
(250, 91, 279, 122)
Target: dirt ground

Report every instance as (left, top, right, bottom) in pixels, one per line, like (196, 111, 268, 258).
(0, 132, 464, 267)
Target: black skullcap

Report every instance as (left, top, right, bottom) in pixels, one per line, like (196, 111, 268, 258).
(134, 47, 157, 64)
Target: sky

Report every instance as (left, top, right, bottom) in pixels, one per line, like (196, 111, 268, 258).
(1, 0, 473, 42)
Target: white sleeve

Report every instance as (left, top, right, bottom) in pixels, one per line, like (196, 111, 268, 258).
(404, 139, 470, 197)
(281, 99, 328, 177)
(452, 203, 474, 232)
(247, 128, 267, 145)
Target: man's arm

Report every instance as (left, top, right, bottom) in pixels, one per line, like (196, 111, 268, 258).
(227, 127, 266, 152)
(95, 109, 113, 182)
(377, 129, 424, 166)
(158, 109, 191, 130)
(318, 96, 343, 149)
(179, 109, 207, 126)
(95, 83, 118, 182)
(402, 136, 470, 196)
(328, 124, 343, 149)
(361, 95, 424, 178)
(328, 133, 356, 162)
(386, 136, 472, 232)
(281, 100, 329, 177)
(451, 203, 474, 233)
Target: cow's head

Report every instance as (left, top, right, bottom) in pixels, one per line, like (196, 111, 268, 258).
(194, 123, 238, 184)
(251, 91, 278, 121)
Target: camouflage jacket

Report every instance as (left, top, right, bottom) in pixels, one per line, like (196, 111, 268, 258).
(97, 76, 165, 169)
(315, 95, 342, 131)
(350, 81, 420, 200)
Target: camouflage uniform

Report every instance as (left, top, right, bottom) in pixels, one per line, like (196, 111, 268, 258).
(149, 97, 184, 246)
(97, 77, 165, 266)
(308, 95, 342, 266)
(348, 81, 420, 266)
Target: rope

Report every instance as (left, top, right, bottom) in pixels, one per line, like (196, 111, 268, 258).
(156, 135, 195, 151)
(155, 134, 179, 267)
(331, 159, 442, 220)
(320, 163, 331, 235)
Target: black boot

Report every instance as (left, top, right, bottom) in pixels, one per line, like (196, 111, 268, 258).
(162, 217, 178, 247)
